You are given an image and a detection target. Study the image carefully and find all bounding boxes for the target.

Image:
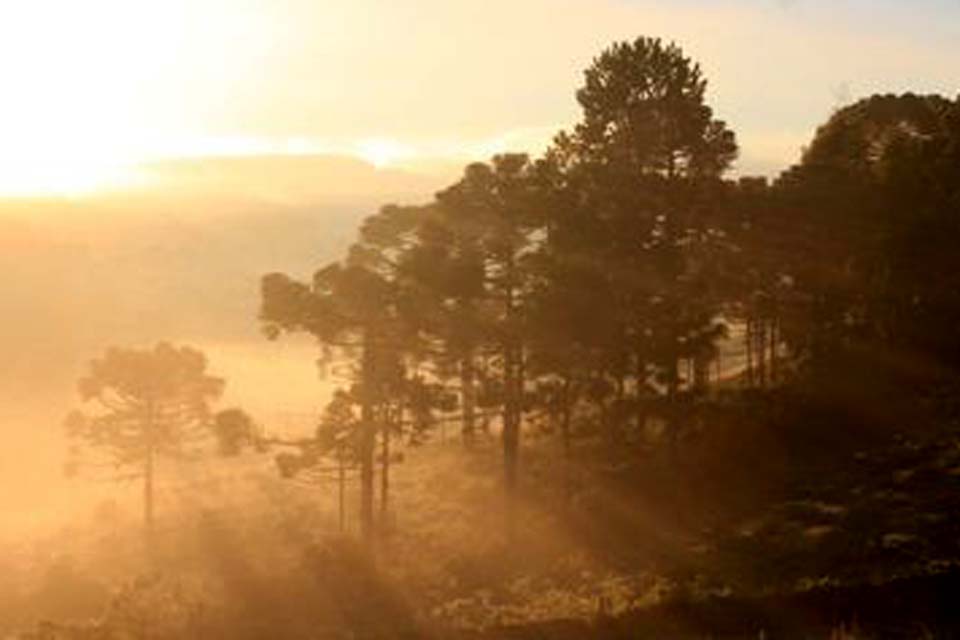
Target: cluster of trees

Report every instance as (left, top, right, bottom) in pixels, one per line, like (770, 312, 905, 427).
(259, 37, 960, 543)
(259, 37, 740, 541)
(64, 36, 960, 555)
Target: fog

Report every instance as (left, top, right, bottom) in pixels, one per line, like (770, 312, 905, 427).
(4, 23, 960, 640)
(0, 155, 444, 537)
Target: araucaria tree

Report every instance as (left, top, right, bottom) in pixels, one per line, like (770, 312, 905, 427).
(65, 343, 224, 535)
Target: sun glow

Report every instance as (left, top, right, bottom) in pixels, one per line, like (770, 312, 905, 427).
(0, 142, 145, 197)
(0, 0, 277, 196)
(0, 0, 418, 196)
(355, 138, 416, 169)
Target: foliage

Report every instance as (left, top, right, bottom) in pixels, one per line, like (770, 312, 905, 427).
(67, 343, 223, 467)
(32, 31, 960, 640)
(211, 408, 262, 457)
(65, 343, 224, 528)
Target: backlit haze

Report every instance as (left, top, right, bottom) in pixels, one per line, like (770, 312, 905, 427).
(0, 0, 959, 542)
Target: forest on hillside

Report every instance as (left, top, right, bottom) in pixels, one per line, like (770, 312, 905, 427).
(7, 36, 960, 639)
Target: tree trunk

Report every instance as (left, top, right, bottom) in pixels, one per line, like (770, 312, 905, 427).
(503, 346, 520, 494)
(560, 376, 573, 505)
(666, 356, 680, 458)
(633, 351, 646, 433)
(359, 331, 376, 543)
(144, 447, 155, 535)
(502, 257, 522, 537)
(769, 316, 779, 385)
(715, 343, 722, 383)
(461, 355, 476, 446)
(608, 374, 626, 445)
(380, 412, 391, 535)
(337, 445, 346, 533)
(756, 319, 767, 388)
(665, 354, 687, 525)
(693, 353, 709, 393)
(502, 352, 519, 540)
(143, 401, 156, 553)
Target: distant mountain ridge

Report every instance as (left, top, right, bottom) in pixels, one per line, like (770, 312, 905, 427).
(0, 152, 450, 413)
(130, 153, 453, 207)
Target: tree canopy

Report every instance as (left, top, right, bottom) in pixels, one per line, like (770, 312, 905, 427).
(66, 343, 224, 532)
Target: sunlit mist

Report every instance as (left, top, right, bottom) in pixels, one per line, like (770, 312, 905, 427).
(2, 1, 960, 638)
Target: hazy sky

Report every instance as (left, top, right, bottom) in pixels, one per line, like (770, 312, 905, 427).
(0, 0, 958, 193)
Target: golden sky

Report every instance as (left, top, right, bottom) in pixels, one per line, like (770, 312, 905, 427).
(0, 0, 958, 194)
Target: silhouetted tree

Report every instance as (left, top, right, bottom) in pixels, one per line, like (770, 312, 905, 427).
(273, 389, 361, 533)
(432, 156, 545, 513)
(773, 94, 960, 387)
(65, 343, 224, 538)
(391, 202, 490, 445)
(261, 205, 434, 542)
(542, 36, 737, 452)
(211, 407, 261, 456)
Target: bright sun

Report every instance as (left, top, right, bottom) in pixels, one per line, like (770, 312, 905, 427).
(0, 1, 422, 196)
(0, 0, 274, 197)
(0, 148, 141, 197)
(355, 138, 415, 169)
(0, 1, 191, 195)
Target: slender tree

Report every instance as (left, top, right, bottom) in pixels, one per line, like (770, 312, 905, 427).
(434, 156, 545, 505)
(65, 343, 224, 539)
(544, 36, 737, 450)
(261, 205, 431, 542)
